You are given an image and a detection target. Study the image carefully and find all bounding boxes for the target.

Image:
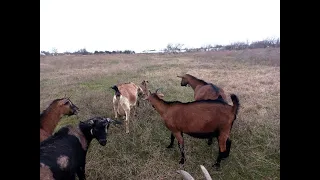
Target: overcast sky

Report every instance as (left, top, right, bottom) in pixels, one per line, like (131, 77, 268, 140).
(40, 0, 280, 53)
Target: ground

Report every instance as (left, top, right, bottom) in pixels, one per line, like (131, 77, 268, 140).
(40, 47, 280, 180)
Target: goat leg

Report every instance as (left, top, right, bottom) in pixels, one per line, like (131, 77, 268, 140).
(226, 138, 232, 157)
(207, 138, 213, 146)
(178, 142, 185, 164)
(172, 131, 185, 164)
(167, 133, 175, 148)
(213, 136, 229, 170)
(77, 166, 86, 180)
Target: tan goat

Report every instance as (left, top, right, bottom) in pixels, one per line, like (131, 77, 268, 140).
(111, 81, 149, 133)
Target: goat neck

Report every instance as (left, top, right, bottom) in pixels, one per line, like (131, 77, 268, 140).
(185, 74, 206, 90)
(148, 95, 168, 116)
(77, 123, 94, 149)
(40, 108, 64, 134)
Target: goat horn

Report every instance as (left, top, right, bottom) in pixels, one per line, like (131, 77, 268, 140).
(106, 118, 122, 125)
(200, 165, 212, 180)
(155, 88, 161, 94)
(176, 170, 194, 180)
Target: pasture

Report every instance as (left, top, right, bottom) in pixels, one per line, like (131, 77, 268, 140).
(40, 47, 280, 180)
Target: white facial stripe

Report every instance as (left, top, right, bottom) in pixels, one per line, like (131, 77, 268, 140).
(105, 126, 108, 134)
(90, 129, 93, 135)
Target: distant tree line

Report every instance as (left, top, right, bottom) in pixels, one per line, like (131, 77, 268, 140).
(41, 48, 135, 56)
(163, 37, 280, 53)
(40, 37, 279, 56)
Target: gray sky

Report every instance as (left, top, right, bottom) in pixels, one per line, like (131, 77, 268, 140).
(40, 0, 280, 53)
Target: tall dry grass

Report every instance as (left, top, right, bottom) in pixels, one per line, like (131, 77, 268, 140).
(40, 47, 280, 180)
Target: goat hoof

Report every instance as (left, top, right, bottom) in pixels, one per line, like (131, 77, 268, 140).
(166, 145, 173, 148)
(179, 159, 185, 164)
(212, 163, 221, 171)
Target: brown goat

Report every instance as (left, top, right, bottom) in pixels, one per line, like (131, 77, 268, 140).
(111, 81, 149, 133)
(146, 89, 239, 170)
(177, 74, 227, 101)
(40, 97, 79, 142)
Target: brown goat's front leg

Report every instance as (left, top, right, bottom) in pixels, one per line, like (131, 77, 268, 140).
(173, 132, 185, 164)
(167, 133, 175, 148)
(213, 135, 229, 170)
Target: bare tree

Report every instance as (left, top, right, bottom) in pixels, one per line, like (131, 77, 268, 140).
(164, 43, 184, 53)
(51, 47, 58, 56)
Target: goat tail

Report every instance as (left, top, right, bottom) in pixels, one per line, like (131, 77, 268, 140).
(230, 94, 240, 120)
(111, 85, 121, 97)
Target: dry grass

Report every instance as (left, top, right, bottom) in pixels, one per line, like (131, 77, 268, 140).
(40, 48, 280, 180)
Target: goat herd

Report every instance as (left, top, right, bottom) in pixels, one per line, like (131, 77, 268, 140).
(40, 73, 240, 180)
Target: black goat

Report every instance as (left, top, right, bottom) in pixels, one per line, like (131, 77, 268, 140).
(40, 117, 121, 180)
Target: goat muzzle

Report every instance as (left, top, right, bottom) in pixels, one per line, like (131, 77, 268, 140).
(98, 139, 107, 146)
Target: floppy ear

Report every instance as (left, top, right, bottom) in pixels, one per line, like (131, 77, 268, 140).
(88, 120, 94, 125)
(58, 98, 69, 106)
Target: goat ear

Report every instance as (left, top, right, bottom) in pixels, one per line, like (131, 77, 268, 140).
(59, 99, 69, 106)
(87, 120, 95, 126)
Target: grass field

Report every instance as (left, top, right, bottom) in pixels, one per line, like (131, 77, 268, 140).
(40, 47, 280, 180)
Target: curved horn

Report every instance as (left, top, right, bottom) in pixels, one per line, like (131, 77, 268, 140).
(106, 118, 122, 125)
(176, 170, 194, 180)
(155, 88, 161, 94)
(200, 165, 212, 180)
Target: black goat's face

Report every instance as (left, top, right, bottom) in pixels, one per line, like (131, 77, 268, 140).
(86, 117, 122, 146)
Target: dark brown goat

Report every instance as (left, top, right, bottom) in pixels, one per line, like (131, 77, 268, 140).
(146, 89, 240, 170)
(177, 74, 227, 101)
(40, 97, 79, 142)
